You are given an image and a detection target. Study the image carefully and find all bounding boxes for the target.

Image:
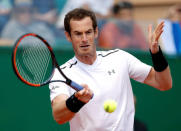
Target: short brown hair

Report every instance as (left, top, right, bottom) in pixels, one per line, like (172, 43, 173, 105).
(64, 8, 97, 34)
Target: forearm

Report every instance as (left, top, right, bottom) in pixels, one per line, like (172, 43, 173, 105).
(52, 95, 75, 124)
(51, 85, 93, 124)
(151, 46, 172, 90)
(144, 48, 172, 91)
(145, 21, 172, 91)
(154, 66, 172, 91)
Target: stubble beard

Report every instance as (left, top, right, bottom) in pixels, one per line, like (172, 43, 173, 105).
(76, 44, 97, 63)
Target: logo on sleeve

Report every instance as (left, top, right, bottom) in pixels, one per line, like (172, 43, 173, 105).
(51, 85, 59, 90)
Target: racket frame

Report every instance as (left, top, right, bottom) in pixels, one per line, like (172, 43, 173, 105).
(12, 33, 82, 91)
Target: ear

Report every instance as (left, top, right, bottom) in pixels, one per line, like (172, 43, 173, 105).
(64, 31, 72, 43)
(94, 27, 98, 39)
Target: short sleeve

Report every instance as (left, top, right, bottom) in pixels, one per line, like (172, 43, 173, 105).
(49, 68, 71, 102)
(125, 52, 152, 82)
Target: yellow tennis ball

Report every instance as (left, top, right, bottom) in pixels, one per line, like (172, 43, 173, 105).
(103, 100, 117, 113)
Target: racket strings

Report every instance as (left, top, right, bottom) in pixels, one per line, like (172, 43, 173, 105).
(15, 36, 52, 84)
(23, 43, 46, 83)
(26, 42, 47, 83)
(35, 41, 51, 83)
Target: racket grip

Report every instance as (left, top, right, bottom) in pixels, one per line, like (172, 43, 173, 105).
(70, 81, 94, 99)
(70, 81, 84, 91)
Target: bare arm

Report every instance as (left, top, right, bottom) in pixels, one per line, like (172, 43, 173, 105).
(144, 21, 172, 91)
(52, 94, 75, 124)
(144, 67, 172, 91)
(51, 84, 93, 124)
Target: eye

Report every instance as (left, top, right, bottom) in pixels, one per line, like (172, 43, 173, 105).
(75, 32, 82, 36)
(86, 30, 93, 35)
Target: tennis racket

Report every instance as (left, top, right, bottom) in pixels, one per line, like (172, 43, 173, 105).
(12, 33, 83, 91)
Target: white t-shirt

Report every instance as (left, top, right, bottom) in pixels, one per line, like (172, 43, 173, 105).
(49, 49, 151, 131)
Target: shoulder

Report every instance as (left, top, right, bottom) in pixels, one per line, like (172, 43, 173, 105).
(2, 20, 17, 31)
(101, 19, 119, 30)
(60, 57, 78, 70)
(31, 21, 50, 30)
(1, 20, 20, 39)
(97, 49, 139, 66)
(97, 48, 131, 58)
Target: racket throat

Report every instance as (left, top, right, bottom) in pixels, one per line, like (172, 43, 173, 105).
(66, 79, 80, 91)
(66, 79, 71, 85)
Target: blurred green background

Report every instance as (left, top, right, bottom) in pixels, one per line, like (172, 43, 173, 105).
(0, 45, 181, 131)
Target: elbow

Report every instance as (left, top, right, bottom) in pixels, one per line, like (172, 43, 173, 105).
(158, 81, 172, 91)
(52, 112, 66, 125)
(54, 117, 67, 125)
(56, 120, 65, 125)
(159, 86, 172, 91)
(53, 112, 73, 125)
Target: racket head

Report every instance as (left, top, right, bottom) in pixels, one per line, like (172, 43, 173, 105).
(12, 33, 55, 87)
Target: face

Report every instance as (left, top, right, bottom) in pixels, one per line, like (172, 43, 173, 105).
(117, 9, 133, 21)
(178, 8, 181, 21)
(17, 8, 32, 25)
(65, 17, 98, 60)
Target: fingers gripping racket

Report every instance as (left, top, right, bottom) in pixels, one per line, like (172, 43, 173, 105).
(12, 33, 83, 91)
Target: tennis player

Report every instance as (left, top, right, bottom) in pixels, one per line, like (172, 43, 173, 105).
(49, 8, 172, 131)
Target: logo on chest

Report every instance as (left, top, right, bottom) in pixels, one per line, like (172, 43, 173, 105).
(107, 69, 115, 75)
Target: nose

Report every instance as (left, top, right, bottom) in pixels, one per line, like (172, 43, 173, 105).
(82, 33, 88, 42)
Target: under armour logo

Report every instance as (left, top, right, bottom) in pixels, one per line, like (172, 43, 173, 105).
(51, 86, 59, 90)
(108, 69, 115, 75)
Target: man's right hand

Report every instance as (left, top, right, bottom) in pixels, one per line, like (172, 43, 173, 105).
(74, 84, 93, 103)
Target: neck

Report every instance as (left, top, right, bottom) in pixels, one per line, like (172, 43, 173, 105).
(76, 54, 97, 65)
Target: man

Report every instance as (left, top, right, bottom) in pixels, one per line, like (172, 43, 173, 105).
(99, 1, 147, 50)
(1, 0, 55, 45)
(56, 0, 114, 28)
(49, 8, 172, 131)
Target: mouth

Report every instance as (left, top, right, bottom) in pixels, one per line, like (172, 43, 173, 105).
(80, 44, 90, 48)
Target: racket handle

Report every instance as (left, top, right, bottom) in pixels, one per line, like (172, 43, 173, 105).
(70, 81, 84, 91)
(70, 81, 94, 99)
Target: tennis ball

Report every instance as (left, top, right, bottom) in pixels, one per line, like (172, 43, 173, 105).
(103, 100, 117, 113)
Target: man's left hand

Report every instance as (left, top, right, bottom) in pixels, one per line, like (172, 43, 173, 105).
(148, 21, 164, 54)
